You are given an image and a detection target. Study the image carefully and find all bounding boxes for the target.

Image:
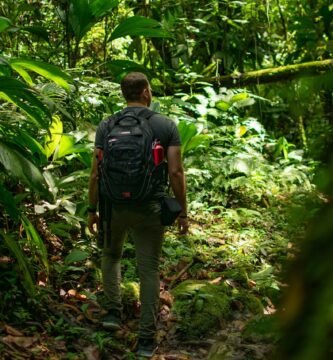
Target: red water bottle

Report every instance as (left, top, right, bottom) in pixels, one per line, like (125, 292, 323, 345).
(152, 140, 164, 166)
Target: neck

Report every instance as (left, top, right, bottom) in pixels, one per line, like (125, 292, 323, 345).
(127, 102, 147, 107)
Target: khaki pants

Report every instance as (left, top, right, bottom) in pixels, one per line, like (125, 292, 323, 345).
(101, 201, 164, 339)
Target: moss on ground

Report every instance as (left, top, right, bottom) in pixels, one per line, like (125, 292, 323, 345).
(231, 289, 264, 315)
(242, 314, 280, 342)
(171, 280, 231, 338)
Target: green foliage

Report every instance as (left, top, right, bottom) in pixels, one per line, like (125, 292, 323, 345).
(243, 315, 280, 342)
(157, 86, 316, 212)
(0, 140, 50, 197)
(21, 215, 49, 273)
(9, 59, 72, 91)
(172, 280, 231, 338)
(64, 249, 89, 265)
(0, 16, 12, 32)
(109, 16, 170, 41)
(66, 0, 119, 43)
(0, 2, 331, 358)
(0, 231, 36, 297)
(0, 76, 51, 127)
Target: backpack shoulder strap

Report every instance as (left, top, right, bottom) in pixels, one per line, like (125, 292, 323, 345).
(106, 108, 156, 132)
(106, 111, 123, 132)
(136, 107, 156, 120)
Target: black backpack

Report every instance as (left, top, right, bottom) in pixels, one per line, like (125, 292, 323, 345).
(99, 108, 165, 203)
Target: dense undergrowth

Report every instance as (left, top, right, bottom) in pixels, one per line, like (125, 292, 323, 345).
(1, 2, 332, 357)
(0, 78, 325, 358)
(0, 184, 321, 359)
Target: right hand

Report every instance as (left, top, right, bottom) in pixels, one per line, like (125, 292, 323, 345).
(88, 212, 99, 234)
(177, 216, 189, 235)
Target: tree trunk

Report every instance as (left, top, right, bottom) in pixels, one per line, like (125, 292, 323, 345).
(205, 59, 333, 88)
(165, 59, 333, 93)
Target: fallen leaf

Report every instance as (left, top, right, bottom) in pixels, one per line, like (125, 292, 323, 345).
(165, 354, 191, 360)
(209, 277, 222, 285)
(225, 279, 239, 288)
(247, 279, 257, 288)
(83, 345, 100, 360)
(4, 325, 24, 337)
(196, 269, 210, 279)
(84, 308, 99, 323)
(76, 314, 85, 322)
(0, 256, 13, 264)
(2, 335, 37, 348)
(160, 291, 173, 307)
(198, 348, 208, 356)
(67, 289, 77, 297)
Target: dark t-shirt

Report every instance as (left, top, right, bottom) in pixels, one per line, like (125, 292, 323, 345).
(95, 106, 181, 150)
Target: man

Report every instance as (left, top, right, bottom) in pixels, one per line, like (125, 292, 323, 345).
(87, 72, 189, 357)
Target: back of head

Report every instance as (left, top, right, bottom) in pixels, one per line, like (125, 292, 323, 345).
(121, 72, 149, 102)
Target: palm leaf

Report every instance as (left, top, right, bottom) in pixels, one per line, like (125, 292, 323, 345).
(0, 76, 50, 127)
(0, 230, 36, 297)
(9, 59, 72, 91)
(68, 0, 119, 42)
(39, 83, 75, 123)
(0, 140, 50, 196)
(109, 16, 171, 41)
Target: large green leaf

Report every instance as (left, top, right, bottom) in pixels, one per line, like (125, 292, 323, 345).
(0, 76, 50, 127)
(44, 115, 63, 159)
(178, 121, 209, 156)
(109, 16, 170, 41)
(0, 140, 50, 196)
(9, 59, 72, 91)
(185, 134, 209, 154)
(65, 249, 89, 265)
(90, 0, 120, 17)
(15, 129, 47, 166)
(105, 60, 150, 81)
(178, 121, 198, 155)
(0, 16, 11, 32)
(55, 134, 91, 159)
(68, 0, 119, 42)
(0, 231, 36, 297)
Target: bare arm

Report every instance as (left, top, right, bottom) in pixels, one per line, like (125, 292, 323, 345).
(87, 148, 100, 233)
(167, 145, 189, 234)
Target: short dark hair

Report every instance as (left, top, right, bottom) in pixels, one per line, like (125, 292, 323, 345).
(121, 72, 149, 102)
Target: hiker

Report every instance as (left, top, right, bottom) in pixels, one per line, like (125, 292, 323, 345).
(87, 72, 189, 357)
